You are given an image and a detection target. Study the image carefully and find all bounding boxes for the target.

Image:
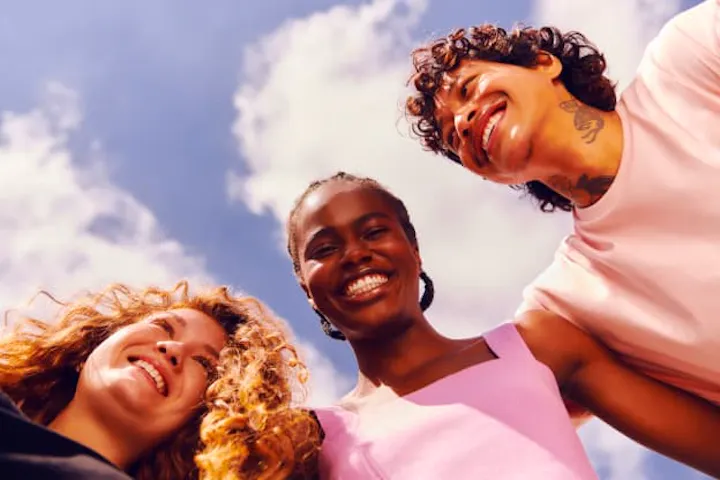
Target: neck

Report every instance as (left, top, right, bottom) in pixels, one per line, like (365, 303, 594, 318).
(536, 99, 624, 208)
(49, 400, 143, 470)
(349, 314, 458, 397)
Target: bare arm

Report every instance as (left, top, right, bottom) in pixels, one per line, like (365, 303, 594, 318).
(517, 310, 720, 478)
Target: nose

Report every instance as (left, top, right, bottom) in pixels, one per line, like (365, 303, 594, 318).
(157, 341, 185, 369)
(454, 108, 478, 143)
(340, 239, 372, 269)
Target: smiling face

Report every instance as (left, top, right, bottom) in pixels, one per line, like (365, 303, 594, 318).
(294, 181, 423, 341)
(433, 55, 565, 184)
(75, 308, 227, 444)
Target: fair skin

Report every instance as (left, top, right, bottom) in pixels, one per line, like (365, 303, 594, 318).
(294, 181, 720, 477)
(433, 54, 624, 207)
(49, 308, 226, 468)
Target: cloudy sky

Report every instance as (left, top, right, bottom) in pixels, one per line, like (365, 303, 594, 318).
(0, 0, 710, 478)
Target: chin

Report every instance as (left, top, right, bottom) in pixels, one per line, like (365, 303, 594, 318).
(354, 315, 414, 341)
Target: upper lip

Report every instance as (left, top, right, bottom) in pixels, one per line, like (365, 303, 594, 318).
(338, 268, 393, 295)
(471, 99, 507, 163)
(132, 355, 172, 397)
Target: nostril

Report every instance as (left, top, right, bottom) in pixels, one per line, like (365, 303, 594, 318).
(159, 346, 166, 354)
(462, 128, 469, 138)
(170, 357, 178, 366)
(467, 110, 476, 122)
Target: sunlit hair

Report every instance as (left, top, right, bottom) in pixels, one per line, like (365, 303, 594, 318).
(0, 281, 321, 480)
(405, 25, 616, 212)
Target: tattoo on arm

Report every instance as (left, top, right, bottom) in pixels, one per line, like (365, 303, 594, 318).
(547, 174, 615, 207)
(559, 100, 605, 144)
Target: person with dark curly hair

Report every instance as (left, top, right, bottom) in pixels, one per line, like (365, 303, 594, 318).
(405, 1, 720, 416)
(284, 171, 720, 479)
(0, 281, 321, 480)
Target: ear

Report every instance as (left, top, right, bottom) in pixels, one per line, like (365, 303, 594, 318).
(300, 282, 317, 310)
(534, 50, 562, 80)
(412, 244, 422, 273)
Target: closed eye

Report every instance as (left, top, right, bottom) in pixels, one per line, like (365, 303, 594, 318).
(310, 244, 337, 259)
(364, 226, 388, 240)
(459, 75, 476, 98)
(152, 318, 175, 337)
(193, 356, 217, 380)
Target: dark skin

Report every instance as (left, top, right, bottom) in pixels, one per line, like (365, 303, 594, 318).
(294, 181, 720, 478)
(433, 54, 622, 208)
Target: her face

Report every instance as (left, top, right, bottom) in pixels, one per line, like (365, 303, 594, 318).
(294, 182, 423, 341)
(433, 55, 565, 184)
(75, 308, 227, 444)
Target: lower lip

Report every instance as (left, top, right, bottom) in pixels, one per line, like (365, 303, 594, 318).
(132, 364, 164, 396)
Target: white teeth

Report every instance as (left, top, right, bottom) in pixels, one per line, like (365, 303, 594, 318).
(481, 110, 503, 154)
(133, 359, 167, 395)
(345, 274, 388, 297)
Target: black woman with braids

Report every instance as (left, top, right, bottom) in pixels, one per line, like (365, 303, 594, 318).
(286, 172, 720, 479)
(404, 0, 720, 423)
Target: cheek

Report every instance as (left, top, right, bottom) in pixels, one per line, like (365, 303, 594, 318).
(185, 377, 208, 403)
(304, 264, 332, 298)
(82, 335, 121, 374)
(176, 370, 208, 410)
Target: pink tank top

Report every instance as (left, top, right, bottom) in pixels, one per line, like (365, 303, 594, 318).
(314, 324, 598, 480)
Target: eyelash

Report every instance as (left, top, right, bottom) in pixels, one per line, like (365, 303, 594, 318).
(312, 245, 336, 258)
(460, 76, 475, 97)
(193, 356, 216, 379)
(364, 226, 387, 239)
(152, 318, 174, 336)
(152, 318, 215, 377)
(311, 226, 388, 258)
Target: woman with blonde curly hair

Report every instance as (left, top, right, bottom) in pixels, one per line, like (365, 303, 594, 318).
(0, 281, 321, 480)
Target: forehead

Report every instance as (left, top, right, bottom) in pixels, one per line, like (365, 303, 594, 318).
(433, 60, 478, 117)
(159, 308, 227, 347)
(295, 182, 393, 240)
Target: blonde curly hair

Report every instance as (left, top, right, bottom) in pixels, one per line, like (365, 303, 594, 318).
(0, 281, 321, 480)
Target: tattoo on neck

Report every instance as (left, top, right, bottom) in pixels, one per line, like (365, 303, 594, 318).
(547, 174, 615, 207)
(559, 100, 604, 144)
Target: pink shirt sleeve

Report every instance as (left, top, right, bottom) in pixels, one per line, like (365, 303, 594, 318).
(641, 0, 720, 101)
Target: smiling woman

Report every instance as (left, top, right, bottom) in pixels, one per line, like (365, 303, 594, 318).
(0, 281, 321, 480)
(285, 172, 720, 479)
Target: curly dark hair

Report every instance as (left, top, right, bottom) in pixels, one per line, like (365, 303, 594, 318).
(405, 25, 617, 212)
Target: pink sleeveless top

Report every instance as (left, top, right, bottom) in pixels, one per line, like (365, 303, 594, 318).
(314, 324, 598, 480)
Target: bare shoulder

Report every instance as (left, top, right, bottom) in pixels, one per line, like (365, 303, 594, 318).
(514, 310, 604, 382)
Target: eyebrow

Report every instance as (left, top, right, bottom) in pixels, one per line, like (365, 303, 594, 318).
(166, 312, 220, 360)
(304, 212, 393, 255)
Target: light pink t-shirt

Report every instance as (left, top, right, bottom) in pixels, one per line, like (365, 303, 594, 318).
(315, 324, 598, 480)
(517, 0, 720, 404)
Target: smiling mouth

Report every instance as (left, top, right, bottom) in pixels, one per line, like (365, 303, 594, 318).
(474, 103, 506, 165)
(129, 356, 168, 396)
(343, 273, 390, 299)
(481, 109, 503, 155)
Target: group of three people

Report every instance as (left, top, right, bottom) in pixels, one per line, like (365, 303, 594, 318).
(2, 0, 719, 478)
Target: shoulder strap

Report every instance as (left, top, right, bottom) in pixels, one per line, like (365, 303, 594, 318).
(483, 322, 536, 363)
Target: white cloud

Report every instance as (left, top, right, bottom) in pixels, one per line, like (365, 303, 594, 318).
(0, 82, 343, 405)
(532, 0, 681, 91)
(229, 0, 685, 478)
(230, 0, 572, 337)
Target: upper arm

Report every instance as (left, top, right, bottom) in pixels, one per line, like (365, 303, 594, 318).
(518, 310, 720, 477)
(567, 331, 720, 477)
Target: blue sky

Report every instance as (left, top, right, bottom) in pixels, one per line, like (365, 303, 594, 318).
(0, 0, 709, 479)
